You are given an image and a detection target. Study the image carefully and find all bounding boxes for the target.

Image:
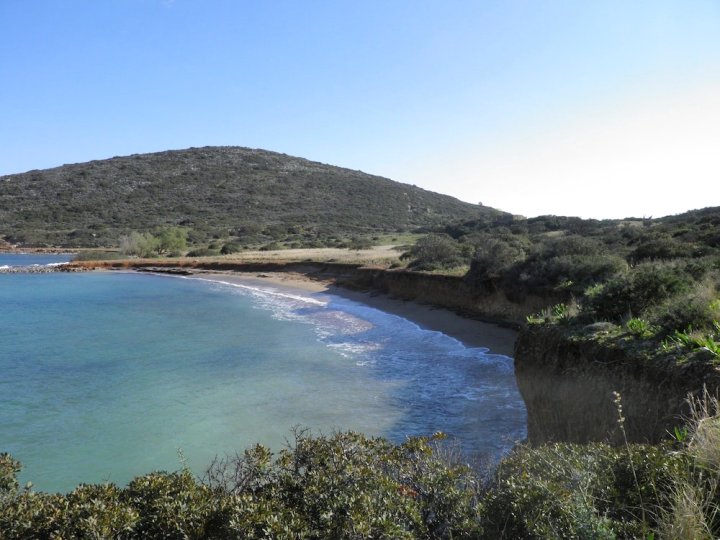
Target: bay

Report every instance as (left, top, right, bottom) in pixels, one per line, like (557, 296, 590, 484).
(0, 265, 526, 492)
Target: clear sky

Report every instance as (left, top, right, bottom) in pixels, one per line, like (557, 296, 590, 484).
(1, 1, 719, 219)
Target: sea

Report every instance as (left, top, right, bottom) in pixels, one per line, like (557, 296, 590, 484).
(0, 253, 526, 493)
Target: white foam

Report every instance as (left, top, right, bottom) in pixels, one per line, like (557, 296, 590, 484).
(327, 341, 382, 357)
(189, 277, 328, 307)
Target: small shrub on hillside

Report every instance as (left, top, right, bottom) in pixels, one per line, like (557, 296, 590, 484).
(513, 254, 627, 294)
(629, 234, 695, 262)
(466, 235, 527, 282)
(186, 248, 221, 257)
(664, 323, 720, 359)
(347, 237, 373, 250)
(649, 284, 720, 334)
(626, 318, 657, 339)
(220, 242, 242, 255)
(532, 234, 607, 258)
(585, 262, 695, 322)
(403, 234, 466, 271)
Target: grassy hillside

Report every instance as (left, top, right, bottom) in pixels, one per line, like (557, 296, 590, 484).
(0, 146, 502, 247)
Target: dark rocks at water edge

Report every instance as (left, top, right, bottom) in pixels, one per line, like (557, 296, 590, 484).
(0, 264, 87, 274)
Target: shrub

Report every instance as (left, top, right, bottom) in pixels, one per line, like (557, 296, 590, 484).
(532, 234, 607, 258)
(124, 470, 214, 538)
(466, 236, 527, 282)
(629, 234, 694, 262)
(626, 318, 657, 338)
(514, 254, 627, 294)
(403, 234, 466, 271)
(72, 250, 122, 261)
(0, 454, 21, 495)
(220, 242, 242, 255)
(347, 237, 373, 250)
(186, 248, 221, 257)
(204, 430, 482, 539)
(585, 262, 695, 322)
(119, 231, 158, 257)
(155, 227, 188, 255)
(480, 442, 687, 539)
(650, 284, 720, 334)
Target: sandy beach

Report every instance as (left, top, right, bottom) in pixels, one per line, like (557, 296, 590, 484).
(187, 270, 518, 357)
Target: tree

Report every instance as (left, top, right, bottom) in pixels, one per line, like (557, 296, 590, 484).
(119, 232, 158, 257)
(155, 227, 187, 255)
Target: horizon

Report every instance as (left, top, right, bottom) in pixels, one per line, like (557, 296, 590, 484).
(2, 1, 719, 219)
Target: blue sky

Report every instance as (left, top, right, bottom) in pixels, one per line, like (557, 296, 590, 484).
(1, 1, 719, 218)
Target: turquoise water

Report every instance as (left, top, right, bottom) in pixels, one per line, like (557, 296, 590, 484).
(0, 253, 72, 268)
(0, 262, 526, 493)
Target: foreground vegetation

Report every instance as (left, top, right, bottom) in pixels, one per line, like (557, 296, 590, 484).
(2, 394, 720, 539)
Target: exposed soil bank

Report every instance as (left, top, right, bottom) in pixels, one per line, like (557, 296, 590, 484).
(516, 324, 720, 444)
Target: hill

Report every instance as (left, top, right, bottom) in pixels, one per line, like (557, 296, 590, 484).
(0, 146, 502, 248)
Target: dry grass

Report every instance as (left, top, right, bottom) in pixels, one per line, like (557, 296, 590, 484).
(657, 388, 720, 539)
(218, 245, 403, 266)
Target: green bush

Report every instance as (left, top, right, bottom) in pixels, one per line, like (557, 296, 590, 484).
(480, 442, 687, 539)
(626, 318, 657, 338)
(650, 286, 720, 334)
(403, 234, 466, 271)
(71, 250, 121, 261)
(205, 431, 482, 539)
(629, 234, 695, 262)
(514, 254, 627, 294)
(585, 262, 695, 322)
(4, 427, 720, 538)
(0, 432, 482, 539)
(0, 454, 21, 495)
(124, 470, 213, 538)
(466, 235, 527, 282)
(347, 237, 373, 250)
(220, 242, 242, 255)
(186, 248, 221, 257)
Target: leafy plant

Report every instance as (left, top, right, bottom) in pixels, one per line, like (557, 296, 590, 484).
(626, 318, 657, 339)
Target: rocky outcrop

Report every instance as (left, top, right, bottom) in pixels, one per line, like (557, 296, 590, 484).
(514, 324, 720, 444)
(0, 264, 87, 274)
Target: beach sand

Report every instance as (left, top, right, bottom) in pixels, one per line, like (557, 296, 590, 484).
(188, 271, 517, 357)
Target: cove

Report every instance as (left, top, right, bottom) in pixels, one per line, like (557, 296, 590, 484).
(0, 270, 526, 492)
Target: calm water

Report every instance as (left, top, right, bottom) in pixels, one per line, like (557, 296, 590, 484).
(0, 258, 526, 493)
(0, 253, 72, 268)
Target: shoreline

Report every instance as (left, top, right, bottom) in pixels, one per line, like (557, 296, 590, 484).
(3, 257, 518, 356)
(185, 270, 517, 357)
